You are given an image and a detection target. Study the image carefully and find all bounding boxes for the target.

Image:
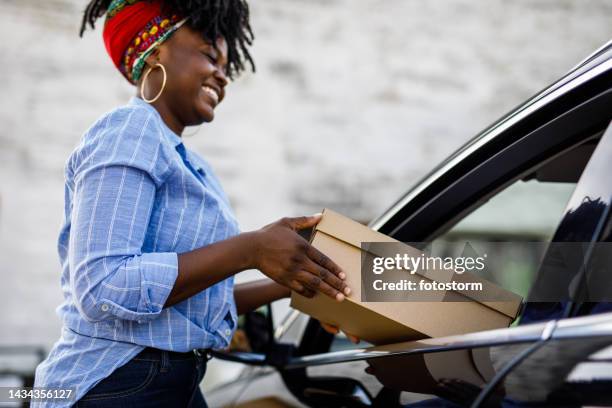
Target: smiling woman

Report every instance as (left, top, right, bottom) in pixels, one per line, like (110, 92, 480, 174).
(31, 1, 352, 407)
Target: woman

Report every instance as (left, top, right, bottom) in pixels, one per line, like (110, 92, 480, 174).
(33, 0, 356, 406)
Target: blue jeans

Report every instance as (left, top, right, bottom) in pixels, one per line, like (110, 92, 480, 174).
(75, 348, 209, 407)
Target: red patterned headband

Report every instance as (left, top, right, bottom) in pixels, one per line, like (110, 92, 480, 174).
(103, 0, 187, 84)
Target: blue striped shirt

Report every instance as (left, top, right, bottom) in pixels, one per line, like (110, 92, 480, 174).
(33, 97, 240, 407)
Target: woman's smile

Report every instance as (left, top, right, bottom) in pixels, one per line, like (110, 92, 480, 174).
(201, 85, 220, 105)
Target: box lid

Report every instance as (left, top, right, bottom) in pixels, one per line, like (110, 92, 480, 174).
(314, 208, 523, 319)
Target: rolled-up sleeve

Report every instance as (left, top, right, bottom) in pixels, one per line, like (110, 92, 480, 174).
(68, 108, 178, 323)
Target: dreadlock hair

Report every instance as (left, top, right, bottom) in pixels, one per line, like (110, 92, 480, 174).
(79, 0, 255, 80)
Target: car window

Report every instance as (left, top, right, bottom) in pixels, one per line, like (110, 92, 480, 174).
(440, 180, 575, 242)
(430, 179, 576, 300)
(428, 135, 601, 301)
(327, 135, 601, 352)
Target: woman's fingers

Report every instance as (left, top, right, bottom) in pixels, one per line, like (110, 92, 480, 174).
(288, 280, 317, 298)
(303, 288, 316, 297)
(320, 322, 339, 334)
(303, 259, 351, 296)
(282, 213, 322, 231)
(297, 270, 345, 301)
(289, 280, 306, 295)
(305, 244, 346, 280)
(259, 213, 351, 302)
(319, 321, 361, 344)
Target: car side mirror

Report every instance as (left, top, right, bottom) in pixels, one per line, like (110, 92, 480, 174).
(212, 303, 298, 367)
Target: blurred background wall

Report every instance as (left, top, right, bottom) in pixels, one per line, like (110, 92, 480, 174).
(0, 0, 611, 392)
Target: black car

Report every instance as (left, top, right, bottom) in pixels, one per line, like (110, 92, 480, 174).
(206, 40, 612, 408)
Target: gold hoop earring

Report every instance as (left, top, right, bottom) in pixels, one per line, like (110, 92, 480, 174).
(140, 63, 167, 104)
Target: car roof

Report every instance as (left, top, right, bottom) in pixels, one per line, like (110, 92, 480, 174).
(371, 40, 612, 231)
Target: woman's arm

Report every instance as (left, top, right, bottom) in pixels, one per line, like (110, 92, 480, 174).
(164, 215, 350, 308)
(68, 112, 347, 323)
(233, 277, 360, 343)
(233, 279, 291, 316)
(165, 231, 258, 307)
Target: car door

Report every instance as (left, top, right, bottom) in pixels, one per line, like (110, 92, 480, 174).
(465, 120, 612, 407)
(271, 119, 612, 407)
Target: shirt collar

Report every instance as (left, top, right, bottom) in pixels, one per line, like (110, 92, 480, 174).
(128, 97, 207, 177)
(128, 96, 183, 147)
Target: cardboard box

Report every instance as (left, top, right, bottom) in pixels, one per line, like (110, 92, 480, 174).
(290, 209, 523, 345)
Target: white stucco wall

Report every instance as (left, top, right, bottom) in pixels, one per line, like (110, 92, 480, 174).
(0, 0, 610, 391)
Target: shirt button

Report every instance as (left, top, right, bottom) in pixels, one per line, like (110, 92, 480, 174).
(224, 329, 231, 337)
(100, 304, 110, 312)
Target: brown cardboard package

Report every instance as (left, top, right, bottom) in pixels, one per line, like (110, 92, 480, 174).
(290, 209, 523, 345)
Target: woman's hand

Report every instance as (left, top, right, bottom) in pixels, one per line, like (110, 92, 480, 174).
(320, 322, 360, 344)
(251, 214, 351, 301)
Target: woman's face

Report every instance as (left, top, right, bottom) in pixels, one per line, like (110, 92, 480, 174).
(142, 25, 229, 131)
